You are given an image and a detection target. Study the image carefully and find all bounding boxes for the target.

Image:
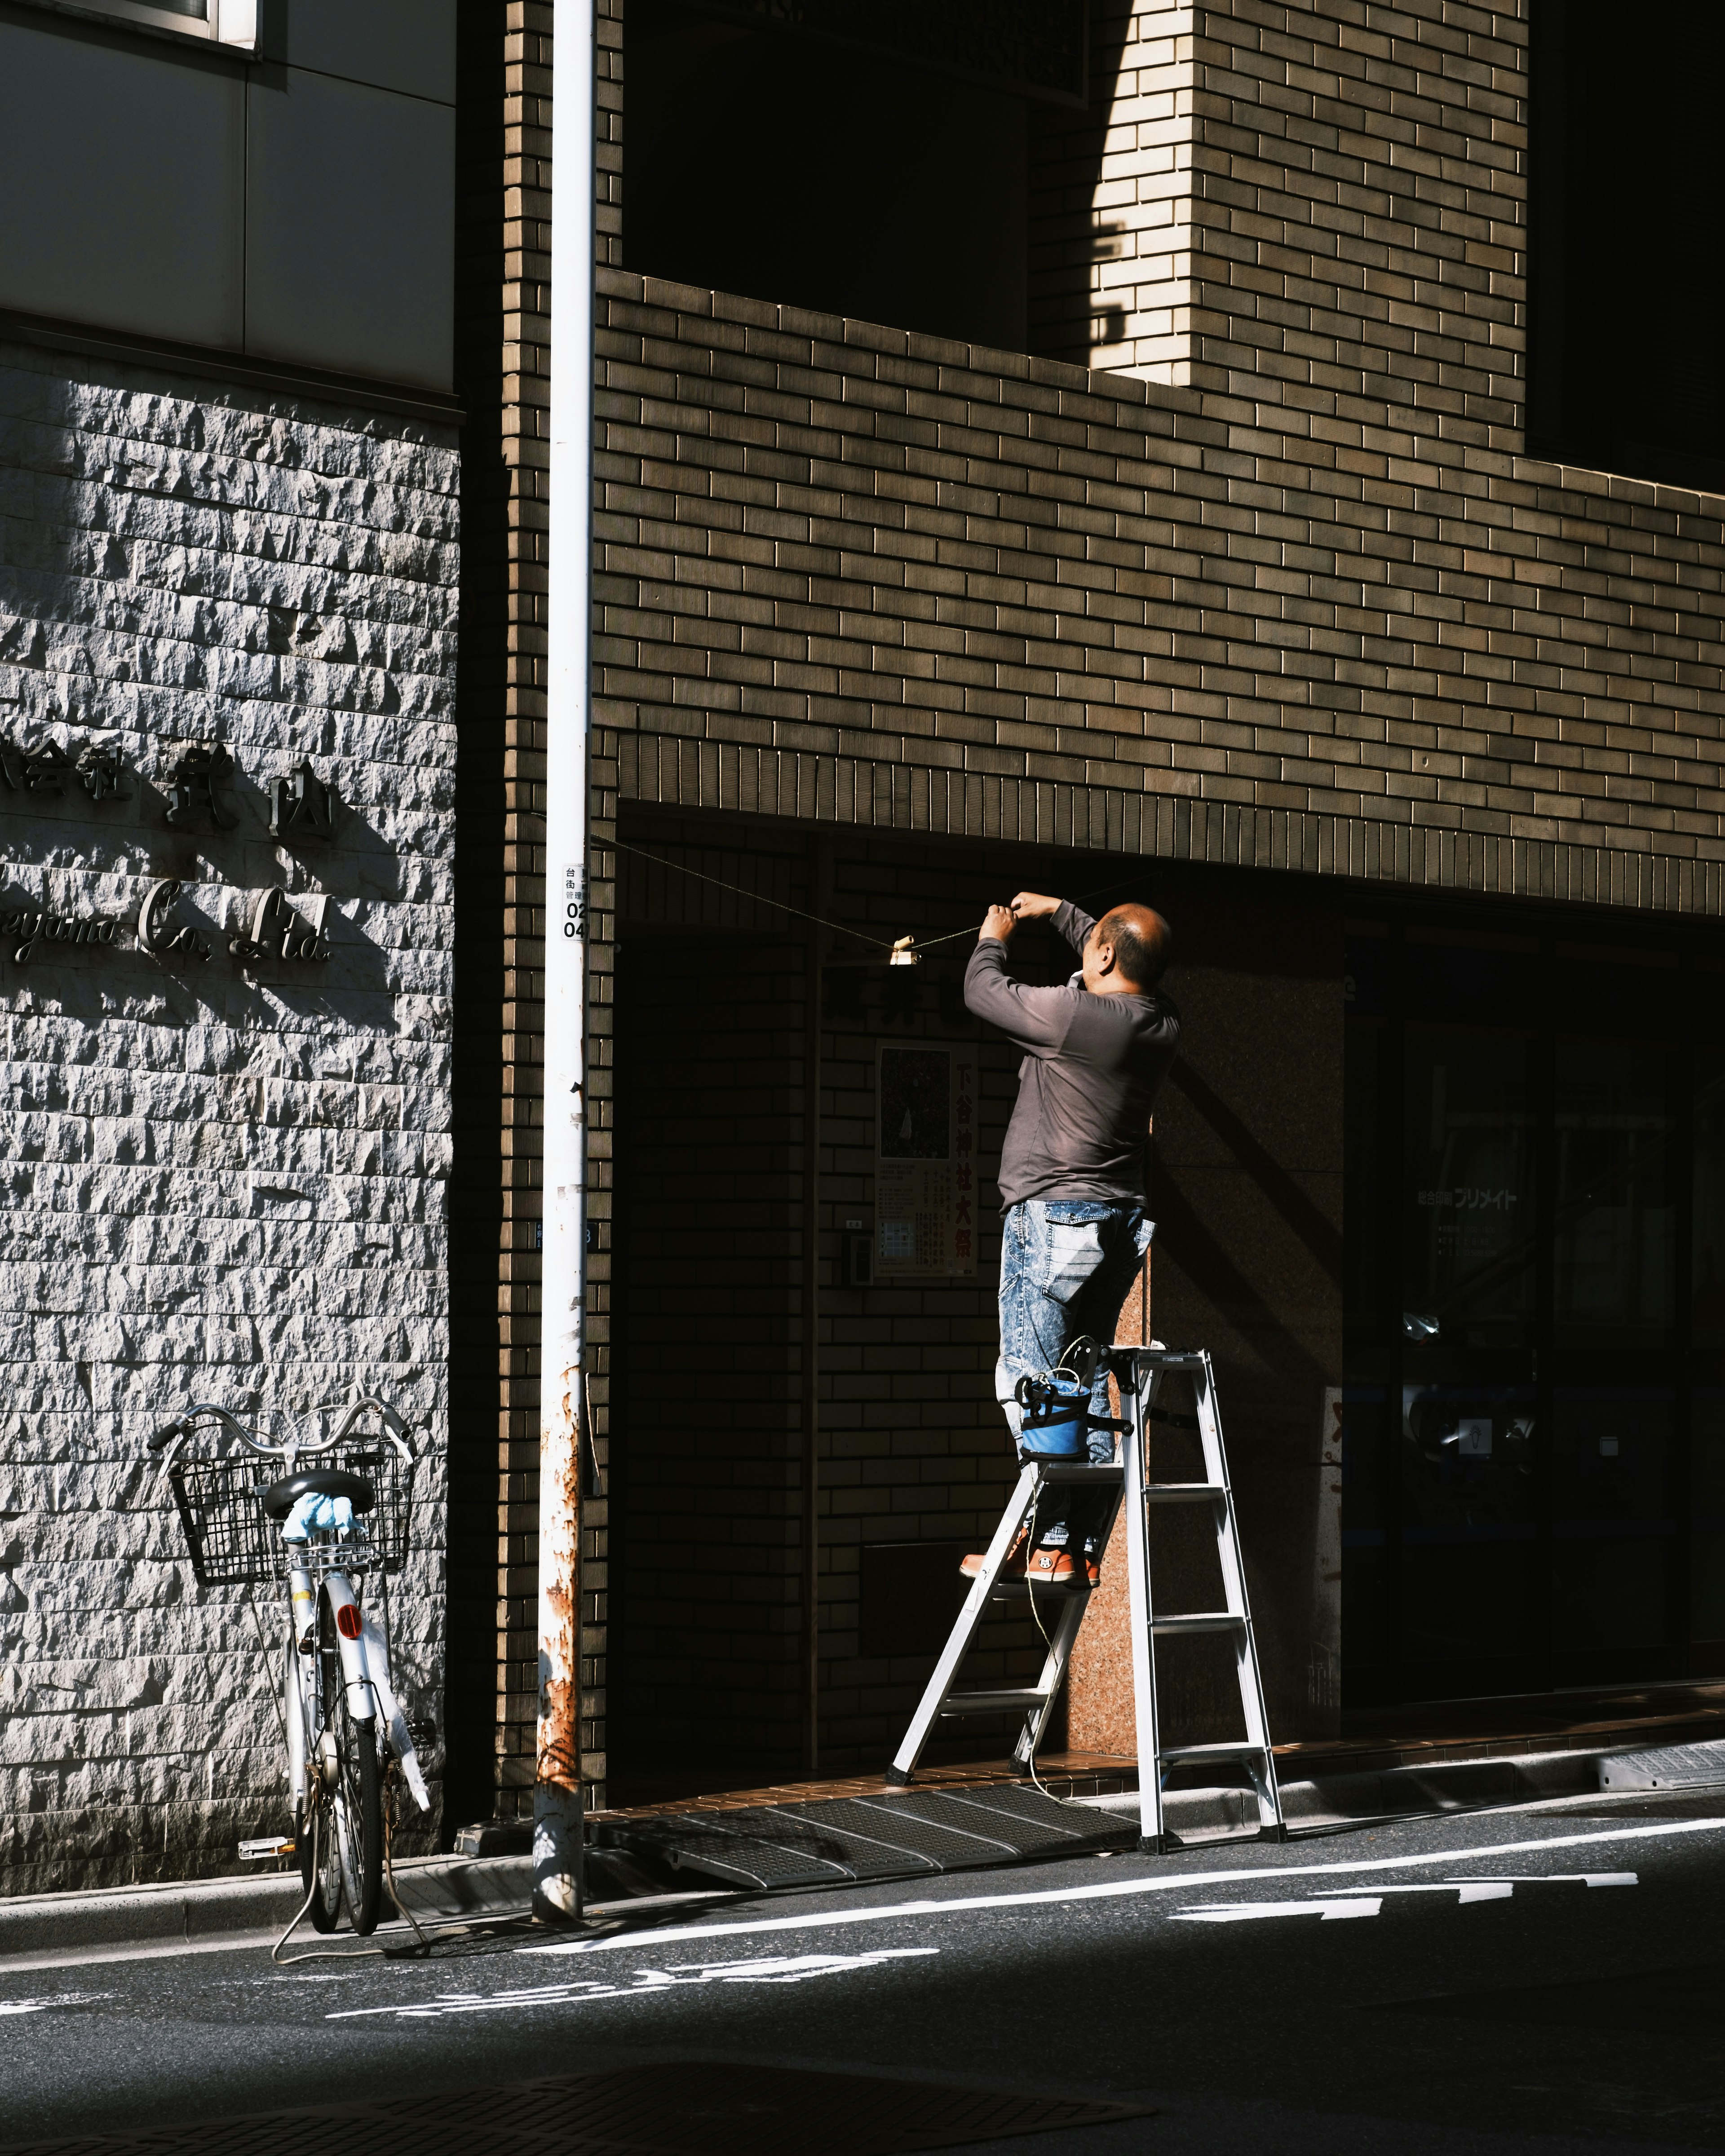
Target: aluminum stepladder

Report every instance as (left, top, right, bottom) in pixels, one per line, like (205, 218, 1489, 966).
(888, 1347, 1284, 1852)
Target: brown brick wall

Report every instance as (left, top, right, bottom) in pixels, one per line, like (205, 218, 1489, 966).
(1031, 2, 1196, 381)
(450, 0, 622, 1823)
(595, 243, 1725, 919)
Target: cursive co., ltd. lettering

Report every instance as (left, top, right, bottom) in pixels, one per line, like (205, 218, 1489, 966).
(229, 887, 332, 963)
(136, 879, 213, 963)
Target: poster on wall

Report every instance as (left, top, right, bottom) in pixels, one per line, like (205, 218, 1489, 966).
(875, 1044, 978, 1278)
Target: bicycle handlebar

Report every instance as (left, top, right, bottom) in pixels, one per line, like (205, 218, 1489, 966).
(149, 1396, 416, 1462)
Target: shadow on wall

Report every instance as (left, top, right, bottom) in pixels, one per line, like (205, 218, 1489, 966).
(1028, 0, 1134, 369)
(1144, 887, 1345, 1745)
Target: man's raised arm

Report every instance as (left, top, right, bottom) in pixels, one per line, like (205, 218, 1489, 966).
(962, 901, 1078, 1050)
(1011, 890, 1096, 956)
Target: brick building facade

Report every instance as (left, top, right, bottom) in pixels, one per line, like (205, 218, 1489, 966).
(444, 0, 1725, 1823)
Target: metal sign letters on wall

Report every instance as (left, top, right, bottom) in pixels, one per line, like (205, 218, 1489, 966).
(0, 733, 343, 968)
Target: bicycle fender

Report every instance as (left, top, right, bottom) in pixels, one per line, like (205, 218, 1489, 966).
(320, 1575, 376, 1723)
(360, 1616, 431, 1813)
(284, 1637, 308, 1809)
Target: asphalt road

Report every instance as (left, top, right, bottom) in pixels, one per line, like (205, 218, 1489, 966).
(4, 1790, 1725, 2155)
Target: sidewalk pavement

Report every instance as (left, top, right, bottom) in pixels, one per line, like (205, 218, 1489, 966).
(6, 1732, 1721, 1968)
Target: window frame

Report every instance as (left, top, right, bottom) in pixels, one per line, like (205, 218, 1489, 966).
(13, 0, 257, 53)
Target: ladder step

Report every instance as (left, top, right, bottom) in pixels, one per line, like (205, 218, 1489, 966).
(1157, 1741, 1270, 1762)
(1150, 1612, 1246, 1636)
(1142, 1483, 1226, 1504)
(938, 1688, 1051, 1715)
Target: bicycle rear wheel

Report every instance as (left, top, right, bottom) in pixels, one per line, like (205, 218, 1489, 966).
(317, 1590, 384, 1935)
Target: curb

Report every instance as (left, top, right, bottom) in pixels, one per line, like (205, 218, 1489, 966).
(0, 1851, 536, 1964)
(7, 1737, 1722, 1962)
(1076, 1736, 1725, 1838)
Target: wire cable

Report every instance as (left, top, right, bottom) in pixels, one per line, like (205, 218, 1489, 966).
(610, 840, 1161, 960)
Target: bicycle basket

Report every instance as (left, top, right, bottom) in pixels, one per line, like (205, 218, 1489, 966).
(167, 1443, 417, 1588)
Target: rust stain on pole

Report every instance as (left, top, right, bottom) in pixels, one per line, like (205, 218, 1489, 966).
(537, 1362, 583, 1792)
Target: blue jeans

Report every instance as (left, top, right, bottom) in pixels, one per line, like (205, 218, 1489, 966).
(996, 1198, 1154, 1547)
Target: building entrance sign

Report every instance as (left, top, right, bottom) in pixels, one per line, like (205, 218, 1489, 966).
(136, 879, 214, 964)
(3, 738, 346, 967)
(0, 881, 336, 968)
(269, 761, 340, 843)
(1, 731, 341, 840)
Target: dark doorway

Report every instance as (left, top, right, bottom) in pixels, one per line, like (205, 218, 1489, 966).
(611, 931, 809, 1790)
(1345, 915, 1725, 1705)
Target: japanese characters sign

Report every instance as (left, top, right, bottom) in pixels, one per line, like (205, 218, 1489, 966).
(875, 1044, 978, 1279)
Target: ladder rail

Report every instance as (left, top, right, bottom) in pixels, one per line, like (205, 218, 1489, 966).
(1190, 1351, 1282, 1834)
(1120, 1363, 1163, 1849)
(888, 1460, 1041, 1783)
(1010, 1481, 1123, 1769)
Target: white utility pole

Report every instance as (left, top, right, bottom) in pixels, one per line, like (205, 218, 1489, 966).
(533, 0, 594, 1925)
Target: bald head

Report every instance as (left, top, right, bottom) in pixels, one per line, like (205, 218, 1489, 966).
(1091, 903, 1173, 992)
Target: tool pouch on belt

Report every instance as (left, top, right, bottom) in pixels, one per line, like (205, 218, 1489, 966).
(1016, 1374, 1090, 1457)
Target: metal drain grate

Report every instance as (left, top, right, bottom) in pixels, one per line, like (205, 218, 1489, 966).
(603, 1783, 1136, 1891)
(1599, 1741, 1725, 1793)
(0, 2063, 1154, 2156)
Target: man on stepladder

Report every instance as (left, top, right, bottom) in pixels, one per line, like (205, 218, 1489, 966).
(962, 890, 1179, 1586)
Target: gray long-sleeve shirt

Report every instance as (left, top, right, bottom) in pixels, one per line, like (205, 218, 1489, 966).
(964, 901, 1180, 1211)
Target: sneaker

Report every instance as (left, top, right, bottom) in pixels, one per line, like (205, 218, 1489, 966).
(1024, 1546, 1080, 1586)
(960, 1529, 1028, 1581)
(1082, 1541, 1102, 1587)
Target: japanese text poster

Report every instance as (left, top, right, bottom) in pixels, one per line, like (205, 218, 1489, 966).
(875, 1044, 978, 1277)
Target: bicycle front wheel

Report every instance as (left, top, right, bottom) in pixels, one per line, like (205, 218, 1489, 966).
(297, 1793, 343, 1933)
(296, 1643, 342, 1933)
(316, 1591, 384, 1935)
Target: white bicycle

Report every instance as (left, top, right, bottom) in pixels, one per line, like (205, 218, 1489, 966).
(151, 1396, 431, 1938)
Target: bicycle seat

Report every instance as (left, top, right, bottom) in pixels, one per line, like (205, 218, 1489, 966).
(261, 1469, 376, 1520)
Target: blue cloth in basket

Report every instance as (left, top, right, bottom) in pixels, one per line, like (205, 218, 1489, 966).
(281, 1492, 355, 1543)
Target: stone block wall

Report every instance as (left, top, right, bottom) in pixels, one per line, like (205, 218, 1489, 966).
(0, 337, 458, 1892)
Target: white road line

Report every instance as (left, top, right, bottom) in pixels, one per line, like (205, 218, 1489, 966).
(522, 1819, 1717, 1959)
(1324, 1873, 1637, 1894)
(327, 1948, 938, 2019)
(0, 1993, 113, 2016)
(1175, 1897, 1385, 1922)
(1172, 1874, 1636, 1923)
